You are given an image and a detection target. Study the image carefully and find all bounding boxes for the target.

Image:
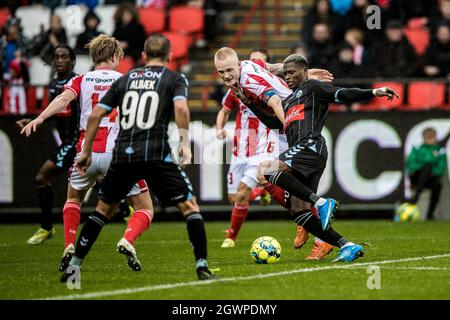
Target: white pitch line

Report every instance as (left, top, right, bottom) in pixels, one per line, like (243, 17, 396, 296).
(40, 253, 450, 300)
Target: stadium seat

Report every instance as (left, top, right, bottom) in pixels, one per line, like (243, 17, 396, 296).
(15, 5, 51, 39)
(407, 81, 445, 109)
(169, 6, 204, 35)
(162, 32, 189, 59)
(0, 8, 11, 29)
(74, 55, 93, 75)
(29, 57, 52, 86)
(403, 25, 430, 56)
(162, 31, 189, 70)
(94, 4, 117, 36)
(139, 7, 166, 34)
(358, 82, 404, 111)
(116, 56, 135, 74)
(54, 5, 88, 48)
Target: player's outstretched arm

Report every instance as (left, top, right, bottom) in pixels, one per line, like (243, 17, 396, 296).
(216, 107, 231, 140)
(174, 98, 191, 169)
(20, 89, 75, 137)
(76, 106, 108, 175)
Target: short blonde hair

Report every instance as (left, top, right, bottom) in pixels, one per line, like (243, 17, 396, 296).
(85, 34, 124, 65)
(214, 47, 238, 61)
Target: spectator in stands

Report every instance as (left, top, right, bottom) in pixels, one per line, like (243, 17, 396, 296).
(33, 14, 67, 65)
(306, 22, 336, 69)
(428, 0, 450, 41)
(423, 23, 450, 78)
(343, 0, 384, 44)
(388, 0, 438, 25)
(344, 28, 370, 67)
(112, 2, 147, 63)
(7, 50, 30, 115)
(303, 0, 345, 46)
(372, 20, 417, 77)
(1, 22, 30, 81)
(406, 127, 449, 220)
(329, 43, 367, 79)
(289, 43, 309, 59)
(66, 0, 99, 10)
(75, 10, 102, 54)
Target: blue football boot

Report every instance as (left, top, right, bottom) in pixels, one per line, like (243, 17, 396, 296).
(317, 198, 338, 230)
(333, 244, 364, 262)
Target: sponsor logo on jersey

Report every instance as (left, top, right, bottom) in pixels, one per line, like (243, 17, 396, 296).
(284, 104, 305, 129)
(85, 77, 115, 83)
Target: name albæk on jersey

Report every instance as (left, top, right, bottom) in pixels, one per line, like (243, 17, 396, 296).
(98, 66, 189, 163)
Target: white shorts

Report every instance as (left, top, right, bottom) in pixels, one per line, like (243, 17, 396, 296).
(258, 131, 289, 162)
(69, 152, 146, 196)
(227, 156, 259, 194)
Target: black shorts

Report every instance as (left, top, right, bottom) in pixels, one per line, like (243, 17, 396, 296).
(99, 158, 194, 208)
(49, 142, 77, 170)
(278, 144, 326, 193)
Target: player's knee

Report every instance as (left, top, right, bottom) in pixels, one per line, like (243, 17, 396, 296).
(35, 173, 49, 186)
(178, 199, 200, 217)
(235, 190, 249, 205)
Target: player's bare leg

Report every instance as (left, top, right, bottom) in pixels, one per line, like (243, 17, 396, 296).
(222, 182, 251, 248)
(27, 160, 63, 245)
(177, 198, 218, 280)
(117, 191, 154, 271)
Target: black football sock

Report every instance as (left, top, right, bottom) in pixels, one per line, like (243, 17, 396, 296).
(73, 211, 109, 262)
(265, 171, 319, 204)
(37, 184, 53, 230)
(293, 210, 347, 247)
(185, 213, 208, 268)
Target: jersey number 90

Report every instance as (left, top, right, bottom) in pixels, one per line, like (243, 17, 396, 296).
(120, 91, 159, 130)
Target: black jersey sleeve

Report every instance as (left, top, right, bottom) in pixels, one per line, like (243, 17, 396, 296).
(98, 76, 124, 113)
(310, 79, 374, 103)
(173, 73, 188, 101)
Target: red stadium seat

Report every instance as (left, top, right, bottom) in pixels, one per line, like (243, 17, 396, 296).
(403, 26, 430, 56)
(358, 82, 404, 111)
(407, 81, 445, 109)
(116, 57, 135, 74)
(162, 32, 190, 71)
(0, 8, 10, 28)
(169, 6, 204, 35)
(162, 31, 189, 59)
(139, 7, 166, 34)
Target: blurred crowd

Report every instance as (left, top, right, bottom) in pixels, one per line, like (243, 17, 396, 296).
(297, 0, 450, 79)
(0, 0, 223, 114)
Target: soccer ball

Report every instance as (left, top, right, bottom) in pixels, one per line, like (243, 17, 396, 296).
(250, 236, 281, 264)
(395, 203, 420, 222)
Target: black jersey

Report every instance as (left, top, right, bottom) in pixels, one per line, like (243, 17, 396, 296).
(48, 72, 80, 143)
(98, 66, 189, 163)
(282, 79, 342, 151)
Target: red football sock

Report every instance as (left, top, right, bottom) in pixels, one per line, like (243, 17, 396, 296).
(227, 203, 249, 240)
(63, 201, 81, 248)
(262, 182, 287, 208)
(124, 210, 153, 245)
(249, 187, 267, 202)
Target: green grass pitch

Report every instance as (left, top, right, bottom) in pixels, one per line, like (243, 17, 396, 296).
(1, 220, 449, 300)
